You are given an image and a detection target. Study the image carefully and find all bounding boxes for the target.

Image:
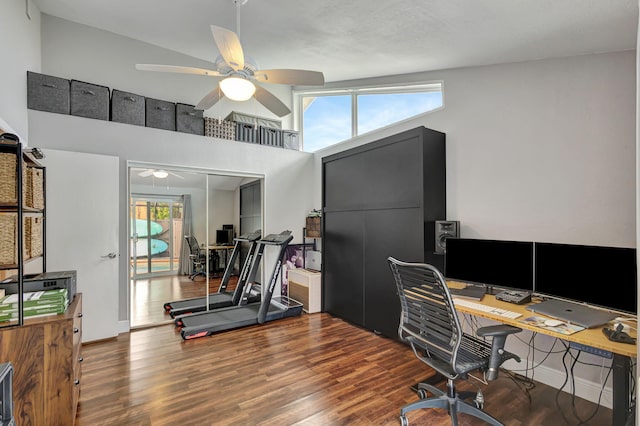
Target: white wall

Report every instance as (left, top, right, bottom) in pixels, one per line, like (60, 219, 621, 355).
(208, 188, 236, 243)
(0, 0, 41, 142)
(315, 50, 636, 247)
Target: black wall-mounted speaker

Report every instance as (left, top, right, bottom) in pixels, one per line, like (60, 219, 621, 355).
(435, 220, 460, 254)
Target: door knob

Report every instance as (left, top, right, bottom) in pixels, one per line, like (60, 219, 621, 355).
(101, 252, 117, 259)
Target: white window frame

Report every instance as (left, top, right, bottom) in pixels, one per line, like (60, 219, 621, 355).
(292, 81, 444, 151)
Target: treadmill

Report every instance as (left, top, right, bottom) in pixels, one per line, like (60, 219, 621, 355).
(177, 230, 303, 340)
(163, 230, 262, 318)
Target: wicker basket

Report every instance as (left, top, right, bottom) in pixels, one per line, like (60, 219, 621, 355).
(0, 153, 17, 204)
(204, 117, 235, 140)
(28, 216, 43, 258)
(305, 217, 321, 238)
(0, 214, 17, 265)
(29, 168, 44, 209)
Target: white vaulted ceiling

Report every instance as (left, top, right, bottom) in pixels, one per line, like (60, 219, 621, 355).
(32, 0, 637, 83)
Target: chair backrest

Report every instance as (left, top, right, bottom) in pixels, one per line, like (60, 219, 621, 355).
(388, 256, 464, 374)
(185, 235, 201, 257)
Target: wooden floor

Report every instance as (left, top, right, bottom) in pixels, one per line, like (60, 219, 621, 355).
(131, 274, 234, 328)
(76, 312, 613, 425)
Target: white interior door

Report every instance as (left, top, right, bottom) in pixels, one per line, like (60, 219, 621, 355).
(41, 149, 119, 342)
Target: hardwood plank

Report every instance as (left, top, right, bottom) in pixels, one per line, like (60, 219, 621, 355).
(75, 309, 614, 426)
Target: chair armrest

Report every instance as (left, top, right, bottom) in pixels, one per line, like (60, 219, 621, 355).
(476, 324, 522, 338)
(476, 325, 522, 381)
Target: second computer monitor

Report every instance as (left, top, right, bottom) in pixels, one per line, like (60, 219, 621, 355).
(445, 238, 534, 292)
(216, 229, 233, 245)
(534, 242, 637, 314)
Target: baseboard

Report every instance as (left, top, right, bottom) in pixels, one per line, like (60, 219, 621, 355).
(505, 360, 613, 409)
(117, 320, 130, 335)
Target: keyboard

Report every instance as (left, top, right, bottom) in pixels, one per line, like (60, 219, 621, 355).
(453, 298, 522, 319)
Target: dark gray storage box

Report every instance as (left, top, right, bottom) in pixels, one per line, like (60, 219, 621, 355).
(27, 71, 70, 115)
(176, 103, 204, 135)
(111, 89, 145, 126)
(259, 126, 283, 147)
(235, 122, 258, 143)
(282, 130, 300, 150)
(70, 80, 110, 120)
(145, 98, 176, 131)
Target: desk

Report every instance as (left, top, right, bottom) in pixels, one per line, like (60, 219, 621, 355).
(207, 245, 234, 276)
(448, 284, 636, 425)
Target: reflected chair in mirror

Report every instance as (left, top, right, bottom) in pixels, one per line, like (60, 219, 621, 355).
(185, 235, 207, 280)
(387, 257, 523, 426)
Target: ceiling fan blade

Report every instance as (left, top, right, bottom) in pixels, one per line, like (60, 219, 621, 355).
(168, 171, 185, 179)
(135, 64, 222, 77)
(138, 169, 154, 177)
(254, 69, 325, 86)
(253, 84, 291, 117)
(211, 25, 244, 72)
(195, 87, 223, 110)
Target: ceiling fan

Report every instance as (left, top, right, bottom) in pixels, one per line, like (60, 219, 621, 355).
(137, 169, 184, 179)
(135, 0, 325, 117)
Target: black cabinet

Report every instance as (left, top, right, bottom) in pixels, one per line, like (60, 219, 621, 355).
(322, 126, 446, 339)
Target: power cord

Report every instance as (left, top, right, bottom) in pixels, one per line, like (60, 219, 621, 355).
(555, 342, 613, 425)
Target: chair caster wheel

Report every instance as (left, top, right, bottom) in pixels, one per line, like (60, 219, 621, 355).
(417, 389, 428, 399)
(400, 415, 409, 426)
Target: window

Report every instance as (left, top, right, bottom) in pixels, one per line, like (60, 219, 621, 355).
(294, 82, 443, 152)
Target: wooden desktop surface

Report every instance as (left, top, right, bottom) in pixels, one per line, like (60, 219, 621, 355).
(447, 281, 637, 358)
(207, 245, 233, 250)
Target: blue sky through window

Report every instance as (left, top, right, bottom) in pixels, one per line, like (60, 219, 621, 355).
(302, 91, 442, 152)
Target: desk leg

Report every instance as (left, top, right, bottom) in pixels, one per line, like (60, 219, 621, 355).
(612, 353, 632, 425)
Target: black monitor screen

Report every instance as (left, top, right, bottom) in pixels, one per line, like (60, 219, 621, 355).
(445, 238, 534, 291)
(216, 229, 233, 245)
(534, 242, 637, 314)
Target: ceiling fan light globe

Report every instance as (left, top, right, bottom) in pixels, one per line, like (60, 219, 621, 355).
(152, 170, 169, 179)
(220, 77, 256, 101)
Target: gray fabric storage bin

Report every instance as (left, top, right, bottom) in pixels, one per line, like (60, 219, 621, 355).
(225, 111, 281, 129)
(145, 98, 176, 131)
(282, 130, 300, 150)
(70, 80, 110, 120)
(111, 89, 145, 126)
(176, 103, 204, 135)
(235, 122, 258, 143)
(259, 126, 283, 147)
(27, 71, 70, 114)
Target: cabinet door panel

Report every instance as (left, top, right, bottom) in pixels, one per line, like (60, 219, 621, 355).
(322, 211, 364, 326)
(324, 132, 422, 211)
(363, 208, 424, 338)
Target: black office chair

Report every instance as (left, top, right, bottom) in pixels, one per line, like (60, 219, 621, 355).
(388, 257, 523, 426)
(185, 235, 207, 280)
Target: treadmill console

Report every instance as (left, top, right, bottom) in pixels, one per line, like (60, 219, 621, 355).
(236, 230, 262, 242)
(262, 230, 292, 243)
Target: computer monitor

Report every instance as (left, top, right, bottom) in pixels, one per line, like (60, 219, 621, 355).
(445, 238, 534, 292)
(534, 242, 637, 314)
(216, 229, 233, 245)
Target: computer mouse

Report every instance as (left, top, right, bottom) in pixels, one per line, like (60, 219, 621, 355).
(544, 319, 564, 327)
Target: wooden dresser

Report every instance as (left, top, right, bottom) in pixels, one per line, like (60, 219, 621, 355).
(0, 292, 82, 425)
